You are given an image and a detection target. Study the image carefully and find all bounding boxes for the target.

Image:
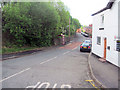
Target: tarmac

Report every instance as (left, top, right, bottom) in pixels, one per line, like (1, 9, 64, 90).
(88, 53, 120, 89)
(1, 42, 120, 89)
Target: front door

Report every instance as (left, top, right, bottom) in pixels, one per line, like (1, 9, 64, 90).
(104, 38, 107, 59)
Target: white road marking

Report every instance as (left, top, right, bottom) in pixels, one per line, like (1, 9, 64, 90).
(26, 82, 71, 89)
(63, 51, 70, 55)
(0, 56, 58, 82)
(53, 83, 57, 88)
(40, 56, 57, 64)
(26, 82, 41, 89)
(37, 82, 50, 88)
(61, 84, 71, 88)
(72, 47, 78, 50)
(0, 68, 30, 83)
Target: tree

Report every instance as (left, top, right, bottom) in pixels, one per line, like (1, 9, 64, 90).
(2, 2, 60, 47)
(53, 1, 70, 30)
(2, 1, 81, 47)
(72, 18, 81, 30)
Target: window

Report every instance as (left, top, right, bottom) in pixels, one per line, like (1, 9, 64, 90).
(97, 37, 101, 45)
(101, 14, 104, 24)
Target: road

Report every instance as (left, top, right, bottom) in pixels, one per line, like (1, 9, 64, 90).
(1, 33, 93, 88)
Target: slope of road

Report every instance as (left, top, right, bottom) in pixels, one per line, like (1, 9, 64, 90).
(1, 33, 94, 88)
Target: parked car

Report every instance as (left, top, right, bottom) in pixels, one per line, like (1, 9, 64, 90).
(83, 40, 92, 44)
(84, 33, 89, 37)
(81, 32, 89, 37)
(81, 32, 84, 35)
(80, 42, 92, 52)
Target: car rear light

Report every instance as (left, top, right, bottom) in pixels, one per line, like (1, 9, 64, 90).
(88, 46, 90, 48)
(80, 46, 82, 48)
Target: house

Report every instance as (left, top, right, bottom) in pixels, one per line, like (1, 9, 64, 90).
(76, 28, 81, 33)
(92, 0, 120, 67)
(84, 24, 92, 36)
(89, 24, 92, 35)
(82, 24, 92, 38)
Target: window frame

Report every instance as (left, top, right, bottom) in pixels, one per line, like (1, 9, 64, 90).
(97, 36, 101, 45)
(101, 14, 104, 24)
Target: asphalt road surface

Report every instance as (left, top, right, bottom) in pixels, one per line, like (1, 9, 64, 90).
(1, 33, 94, 89)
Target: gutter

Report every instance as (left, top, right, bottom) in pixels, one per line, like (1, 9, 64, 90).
(92, 0, 116, 16)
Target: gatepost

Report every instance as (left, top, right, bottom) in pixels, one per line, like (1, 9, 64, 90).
(62, 35, 65, 45)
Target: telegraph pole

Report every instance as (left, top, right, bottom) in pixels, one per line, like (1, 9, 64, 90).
(69, 16, 70, 41)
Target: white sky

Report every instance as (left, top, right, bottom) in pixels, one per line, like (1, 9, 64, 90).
(61, 0, 109, 26)
(0, 0, 109, 26)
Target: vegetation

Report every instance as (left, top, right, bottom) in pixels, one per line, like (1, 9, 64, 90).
(2, 47, 40, 54)
(72, 18, 81, 29)
(1, 1, 81, 53)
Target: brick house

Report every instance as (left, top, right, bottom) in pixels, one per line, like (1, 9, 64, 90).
(83, 24, 92, 36)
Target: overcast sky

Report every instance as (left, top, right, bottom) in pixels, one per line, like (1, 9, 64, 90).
(61, 0, 109, 26)
(0, 0, 109, 26)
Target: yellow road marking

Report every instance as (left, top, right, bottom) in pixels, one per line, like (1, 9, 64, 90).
(85, 80, 99, 90)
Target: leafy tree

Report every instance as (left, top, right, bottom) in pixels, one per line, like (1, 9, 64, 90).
(2, 1, 81, 48)
(2, 2, 32, 46)
(72, 18, 81, 30)
(53, 1, 70, 31)
(2, 2, 60, 47)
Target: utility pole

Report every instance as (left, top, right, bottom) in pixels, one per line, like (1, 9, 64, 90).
(69, 16, 70, 41)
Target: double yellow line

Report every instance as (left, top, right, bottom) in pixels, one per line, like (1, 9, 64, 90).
(85, 80, 99, 90)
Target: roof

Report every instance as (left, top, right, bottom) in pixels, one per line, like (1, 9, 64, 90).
(92, 0, 116, 16)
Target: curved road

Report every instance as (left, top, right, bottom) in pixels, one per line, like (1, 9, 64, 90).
(2, 33, 93, 88)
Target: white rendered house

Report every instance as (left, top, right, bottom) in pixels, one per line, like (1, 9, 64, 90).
(92, 0, 120, 67)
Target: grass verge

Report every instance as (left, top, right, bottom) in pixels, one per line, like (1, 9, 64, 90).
(2, 47, 40, 54)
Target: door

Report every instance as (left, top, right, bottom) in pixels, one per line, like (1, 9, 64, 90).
(104, 38, 107, 59)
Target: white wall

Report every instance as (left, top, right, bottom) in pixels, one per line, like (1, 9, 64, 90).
(105, 0, 118, 66)
(92, 10, 108, 58)
(92, 0, 119, 67)
(92, 14, 104, 57)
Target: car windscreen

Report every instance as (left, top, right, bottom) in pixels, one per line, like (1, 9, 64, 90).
(84, 41, 91, 43)
(82, 43, 89, 46)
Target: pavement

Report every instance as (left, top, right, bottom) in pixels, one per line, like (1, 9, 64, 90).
(88, 53, 120, 89)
